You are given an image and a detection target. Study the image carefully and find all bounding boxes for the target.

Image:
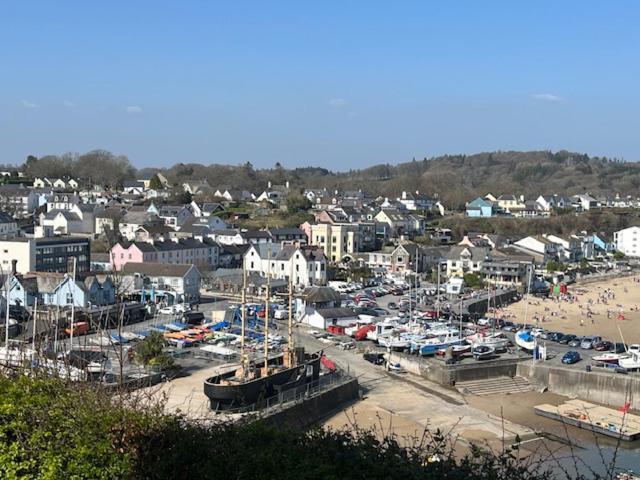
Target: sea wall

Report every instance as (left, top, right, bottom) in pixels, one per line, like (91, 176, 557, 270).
(386, 350, 521, 385)
(518, 362, 640, 409)
(264, 377, 360, 429)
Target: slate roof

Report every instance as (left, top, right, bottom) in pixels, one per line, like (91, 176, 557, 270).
(121, 262, 197, 277)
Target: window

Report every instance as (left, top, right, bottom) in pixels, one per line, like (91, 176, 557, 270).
(66, 292, 73, 304)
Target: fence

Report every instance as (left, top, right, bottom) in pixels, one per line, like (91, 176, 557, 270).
(225, 369, 354, 416)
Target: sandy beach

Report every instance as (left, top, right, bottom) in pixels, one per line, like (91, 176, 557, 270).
(499, 275, 640, 343)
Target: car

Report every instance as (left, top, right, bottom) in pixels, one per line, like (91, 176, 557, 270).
(158, 306, 177, 315)
(580, 336, 602, 349)
(373, 308, 389, 316)
(614, 343, 628, 354)
(547, 332, 564, 342)
(387, 302, 398, 310)
(558, 334, 577, 345)
(354, 307, 380, 317)
(363, 352, 385, 365)
(501, 322, 516, 332)
(593, 340, 614, 351)
(562, 351, 581, 364)
(531, 328, 546, 338)
(273, 309, 289, 320)
(538, 331, 551, 340)
(568, 337, 583, 348)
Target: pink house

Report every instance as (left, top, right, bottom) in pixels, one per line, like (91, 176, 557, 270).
(110, 242, 158, 271)
(299, 222, 312, 245)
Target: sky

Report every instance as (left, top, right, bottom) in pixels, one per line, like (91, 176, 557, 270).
(1, 1, 639, 170)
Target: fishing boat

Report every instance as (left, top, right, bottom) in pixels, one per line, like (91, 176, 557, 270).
(472, 345, 495, 360)
(515, 330, 536, 351)
(592, 353, 623, 365)
(366, 320, 399, 342)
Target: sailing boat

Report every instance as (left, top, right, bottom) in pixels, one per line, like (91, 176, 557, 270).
(515, 266, 536, 352)
(204, 255, 321, 411)
(471, 280, 509, 350)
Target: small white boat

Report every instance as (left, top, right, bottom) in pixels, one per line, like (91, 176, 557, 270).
(469, 332, 510, 350)
(619, 351, 640, 370)
(515, 330, 536, 351)
(592, 353, 623, 365)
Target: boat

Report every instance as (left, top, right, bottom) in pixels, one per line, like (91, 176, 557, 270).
(515, 330, 536, 351)
(472, 345, 495, 360)
(469, 331, 510, 350)
(417, 334, 466, 356)
(203, 257, 324, 411)
(618, 350, 640, 370)
(366, 321, 398, 342)
(592, 353, 623, 365)
(436, 344, 471, 357)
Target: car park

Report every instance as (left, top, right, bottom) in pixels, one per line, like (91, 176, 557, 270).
(547, 332, 564, 342)
(562, 351, 581, 364)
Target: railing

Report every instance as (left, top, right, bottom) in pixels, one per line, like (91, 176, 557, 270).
(226, 370, 354, 416)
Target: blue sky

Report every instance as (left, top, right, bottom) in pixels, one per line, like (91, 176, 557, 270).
(1, 1, 639, 169)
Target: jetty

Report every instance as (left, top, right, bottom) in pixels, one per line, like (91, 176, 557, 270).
(534, 400, 640, 441)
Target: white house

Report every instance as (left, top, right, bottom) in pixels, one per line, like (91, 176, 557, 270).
(120, 262, 202, 303)
(513, 235, 559, 261)
(244, 243, 327, 287)
(614, 226, 640, 257)
(445, 246, 489, 277)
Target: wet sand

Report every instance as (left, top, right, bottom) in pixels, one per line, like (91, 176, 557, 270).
(499, 275, 640, 342)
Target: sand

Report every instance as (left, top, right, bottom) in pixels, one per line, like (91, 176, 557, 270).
(499, 275, 640, 343)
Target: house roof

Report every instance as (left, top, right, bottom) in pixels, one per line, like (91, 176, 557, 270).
(467, 197, 493, 209)
(121, 262, 197, 277)
(44, 210, 81, 222)
(446, 246, 490, 261)
(316, 307, 357, 319)
(268, 227, 305, 236)
(301, 286, 341, 304)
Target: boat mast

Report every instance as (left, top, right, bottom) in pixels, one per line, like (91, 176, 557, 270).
(263, 250, 271, 375)
(240, 263, 247, 378)
(69, 257, 77, 352)
(523, 264, 533, 328)
(287, 260, 294, 367)
(436, 262, 440, 320)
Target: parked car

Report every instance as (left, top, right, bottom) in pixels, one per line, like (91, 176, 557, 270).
(387, 302, 398, 310)
(562, 351, 581, 364)
(580, 336, 602, 349)
(65, 321, 89, 336)
(547, 332, 564, 342)
(593, 340, 614, 351)
(568, 337, 583, 348)
(158, 306, 177, 315)
(363, 352, 385, 365)
(614, 343, 628, 354)
(558, 334, 577, 345)
(501, 321, 515, 332)
(182, 311, 205, 325)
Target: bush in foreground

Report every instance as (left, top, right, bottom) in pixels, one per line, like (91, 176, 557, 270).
(0, 375, 596, 479)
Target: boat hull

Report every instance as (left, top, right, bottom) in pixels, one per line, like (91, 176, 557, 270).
(203, 354, 321, 411)
(419, 339, 465, 356)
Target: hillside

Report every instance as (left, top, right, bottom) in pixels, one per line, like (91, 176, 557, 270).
(20, 150, 640, 210)
(146, 150, 640, 209)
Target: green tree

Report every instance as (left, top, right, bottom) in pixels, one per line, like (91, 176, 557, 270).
(285, 194, 312, 213)
(546, 260, 567, 272)
(149, 174, 163, 190)
(613, 250, 625, 261)
(463, 273, 485, 289)
(579, 258, 589, 269)
(134, 331, 174, 369)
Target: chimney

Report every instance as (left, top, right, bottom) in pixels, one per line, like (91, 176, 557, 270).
(285, 181, 290, 189)
(268, 181, 272, 189)
(11, 260, 17, 275)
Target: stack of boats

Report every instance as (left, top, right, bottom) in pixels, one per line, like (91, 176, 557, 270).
(351, 316, 511, 358)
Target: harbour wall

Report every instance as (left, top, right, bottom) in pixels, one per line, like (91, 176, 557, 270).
(263, 377, 360, 429)
(517, 363, 640, 409)
(386, 350, 522, 385)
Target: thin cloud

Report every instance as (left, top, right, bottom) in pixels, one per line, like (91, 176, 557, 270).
(21, 100, 39, 109)
(532, 93, 564, 102)
(63, 100, 76, 108)
(126, 105, 143, 114)
(329, 98, 347, 109)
